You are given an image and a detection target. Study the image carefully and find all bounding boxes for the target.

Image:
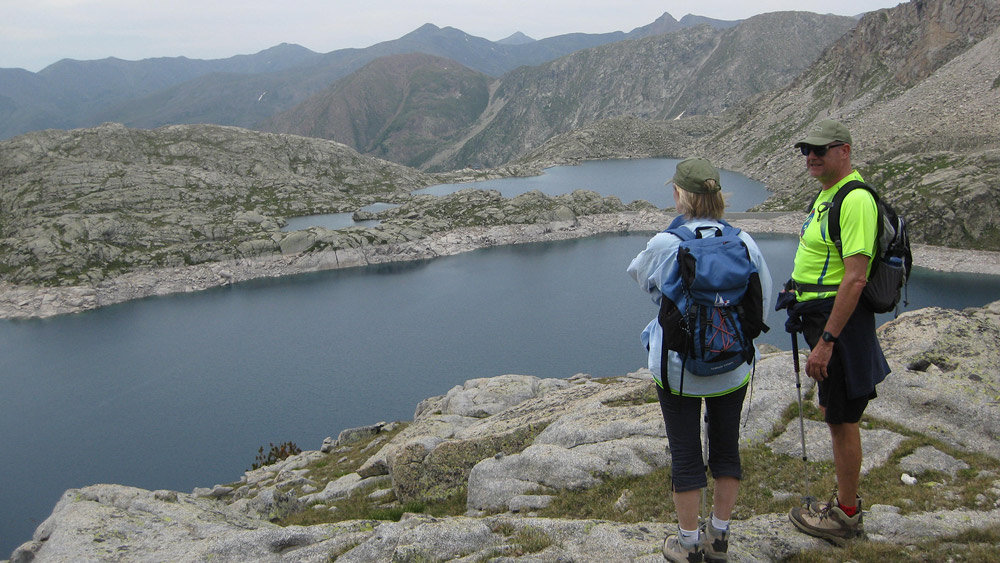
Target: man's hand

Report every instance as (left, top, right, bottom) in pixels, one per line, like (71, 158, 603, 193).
(807, 254, 868, 381)
(806, 341, 834, 380)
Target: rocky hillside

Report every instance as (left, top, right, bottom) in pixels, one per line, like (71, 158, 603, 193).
(10, 300, 1000, 561)
(0, 123, 639, 287)
(516, 0, 1000, 251)
(263, 53, 493, 168)
(712, 0, 1000, 250)
(418, 12, 857, 170)
(0, 124, 431, 284)
(705, 0, 1000, 206)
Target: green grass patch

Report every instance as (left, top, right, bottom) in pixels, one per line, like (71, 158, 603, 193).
(511, 526, 555, 554)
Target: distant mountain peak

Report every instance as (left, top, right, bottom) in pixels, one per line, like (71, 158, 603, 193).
(497, 31, 536, 45)
(409, 23, 442, 35)
(652, 12, 680, 24)
(628, 11, 682, 37)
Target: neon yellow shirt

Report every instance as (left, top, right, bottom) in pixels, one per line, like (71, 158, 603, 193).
(791, 170, 878, 301)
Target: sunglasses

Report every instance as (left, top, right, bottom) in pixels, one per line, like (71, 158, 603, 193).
(799, 142, 845, 157)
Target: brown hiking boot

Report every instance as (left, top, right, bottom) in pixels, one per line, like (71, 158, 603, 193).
(789, 495, 866, 547)
(662, 533, 703, 562)
(699, 518, 729, 562)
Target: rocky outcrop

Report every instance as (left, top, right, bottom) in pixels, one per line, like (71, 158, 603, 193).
(0, 123, 434, 285)
(12, 487, 1000, 563)
(11, 299, 1000, 561)
(0, 210, 793, 319)
(870, 300, 1000, 458)
(5, 207, 1000, 320)
(0, 121, 639, 293)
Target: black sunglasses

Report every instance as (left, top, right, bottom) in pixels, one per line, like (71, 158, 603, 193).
(800, 142, 845, 157)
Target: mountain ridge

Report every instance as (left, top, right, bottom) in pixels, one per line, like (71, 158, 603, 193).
(421, 11, 856, 170)
(0, 12, 722, 140)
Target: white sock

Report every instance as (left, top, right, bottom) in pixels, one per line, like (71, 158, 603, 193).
(678, 525, 700, 546)
(711, 513, 730, 532)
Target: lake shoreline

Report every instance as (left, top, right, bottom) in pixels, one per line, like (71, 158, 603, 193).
(1, 210, 997, 320)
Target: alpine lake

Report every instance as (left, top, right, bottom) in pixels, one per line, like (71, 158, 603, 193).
(2, 158, 998, 554)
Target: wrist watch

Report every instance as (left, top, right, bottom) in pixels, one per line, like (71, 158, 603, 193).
(821, 331, 839, 344)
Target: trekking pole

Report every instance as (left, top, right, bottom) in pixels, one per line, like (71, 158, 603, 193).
(701, 400, 709, 521)
(791, 331, 815, 507)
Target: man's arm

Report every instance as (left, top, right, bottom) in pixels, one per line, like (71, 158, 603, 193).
(805, 253, 868, 381)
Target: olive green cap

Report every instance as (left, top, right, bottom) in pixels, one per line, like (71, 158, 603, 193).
(794, 119, 853, 148)
(669, 157, 721, 194)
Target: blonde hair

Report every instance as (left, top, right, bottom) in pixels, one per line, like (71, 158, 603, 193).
(675, 184, 725, 220)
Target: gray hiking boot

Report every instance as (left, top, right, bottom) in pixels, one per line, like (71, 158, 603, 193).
(699, 517, 729, 562)
(662, 533, 703, 562)
(788, 495, 865, 546)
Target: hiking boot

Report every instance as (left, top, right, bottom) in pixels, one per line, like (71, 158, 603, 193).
(699, 518, 729, 562)
(789, 495, 866, 547)
(800, 493, 862, 517)
(662, 534, 703, 562)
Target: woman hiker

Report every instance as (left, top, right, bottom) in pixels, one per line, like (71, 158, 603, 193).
(627, 157, 773, 562)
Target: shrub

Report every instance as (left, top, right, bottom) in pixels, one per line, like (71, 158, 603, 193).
(250, 441, 302, 471)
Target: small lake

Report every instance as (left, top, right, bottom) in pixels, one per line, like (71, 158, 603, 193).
(415, 159, 771, 211)
(282, 158, 772, 231)
(1, 159, 996, 555)
(281, 203, 395, 231)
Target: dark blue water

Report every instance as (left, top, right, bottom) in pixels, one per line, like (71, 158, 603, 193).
(1, 157, 996, 554)
(1, 233, 998, 554)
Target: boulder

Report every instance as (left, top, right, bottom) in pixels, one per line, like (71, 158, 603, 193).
(334, 421, 387, 447)
(438, 374, 570, 418)
(8, 484, 350, 562)
(899, 446, 970, 478)
(870, 302, 1000, 458)
(300, 473, 391, 505)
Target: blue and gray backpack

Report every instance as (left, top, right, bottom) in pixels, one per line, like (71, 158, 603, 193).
(658, 217, 769, 394)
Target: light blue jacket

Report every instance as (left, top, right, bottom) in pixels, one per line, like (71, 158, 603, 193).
(627, 218, 774, 396)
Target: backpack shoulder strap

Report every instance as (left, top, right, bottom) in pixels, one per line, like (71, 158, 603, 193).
(717, 219, 742, 238)
(663, 215, 695, 241)
(828, 180, 881, 257)
(664, 217, 739, 241)
(666, 214, 688, 231)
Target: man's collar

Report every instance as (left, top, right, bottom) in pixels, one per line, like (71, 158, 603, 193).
(822, 169, 863, 192)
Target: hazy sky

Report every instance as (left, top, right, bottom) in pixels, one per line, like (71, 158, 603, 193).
(1, 0, 905, 72)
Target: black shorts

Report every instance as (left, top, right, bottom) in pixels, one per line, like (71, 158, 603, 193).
(801, 311, 877, 425)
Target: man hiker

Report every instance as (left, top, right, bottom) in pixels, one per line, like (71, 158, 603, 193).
(783, 119, 891, 545)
